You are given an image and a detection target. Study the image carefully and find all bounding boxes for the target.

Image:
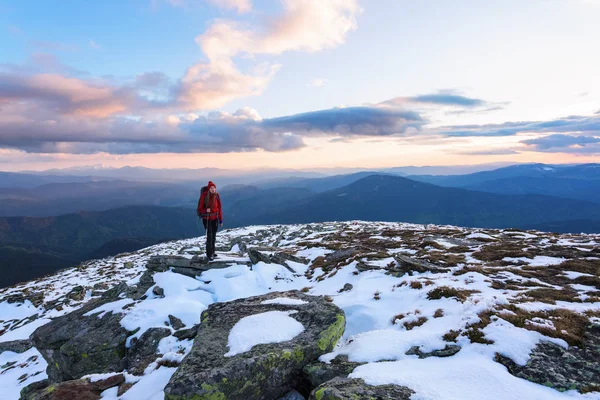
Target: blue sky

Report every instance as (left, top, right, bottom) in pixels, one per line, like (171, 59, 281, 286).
(0, 0, 599, 171)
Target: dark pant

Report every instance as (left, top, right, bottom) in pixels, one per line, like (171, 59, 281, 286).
(202, 218, 219, 257)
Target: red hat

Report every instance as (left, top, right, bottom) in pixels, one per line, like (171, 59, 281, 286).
(207, 181, 216, 189)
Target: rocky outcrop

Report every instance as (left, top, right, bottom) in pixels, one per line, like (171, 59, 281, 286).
(147, 255, 247, 279)
(20, 374, 124, 400)
(126, 327, 171, 375)
(0, 339, 33, 354)
(164, 290, 345, 400)
(30, 283, 140, 382)
(303, 355, 364, 388)
(495, 324, 600, 393)
(405, 344, 461, 358)
(388, 254, 448, 276)
(308, 377, 414, 400)
(248, 248, 308, 273)
(31, 300, 129, 382)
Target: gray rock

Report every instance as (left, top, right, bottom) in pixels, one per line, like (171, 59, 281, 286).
(229, 238, 248, 253)
(0, 339, 32, 354)
(146, 255, 191, 272)
(389, 254, 448, 277)
(127, 328, 171, 375)
(303, 355, 364, 388)
(168, 315, 185, 330)
(495, 324, 600, 393)
(248, 248, 272, 265)
(308, 377, 414, 400)
(173, 325, 199, 340)
(338, 284, 353, 293)
(278, 389, 306, 400)
(30, 282, 136, 383)
(66, 286, 85, 302)
(326, 248, 359, 263)
(164, 290, 345, 400)
(152, 286, 165, 297)
(31, 300, 129, 382)
(405, 345, 461, 358)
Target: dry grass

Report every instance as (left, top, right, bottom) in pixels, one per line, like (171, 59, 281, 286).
(498, 306, 589, 347)
(558, 259, 600, 276)
(453, 266, 488, 276)
(433, 309, 444, 318)
(410, 281, 423, 289)
(472, 242, 536, 262)
(391, 313, 405, 325)
(427, 286, 480, 303)
(518, 288, 581, 304)
(462, 311, 494, 344)
(443, 329, 461, 342)
(404, 317, 428, 331)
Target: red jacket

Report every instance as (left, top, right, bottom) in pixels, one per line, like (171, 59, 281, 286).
(198, 191, 223, 222)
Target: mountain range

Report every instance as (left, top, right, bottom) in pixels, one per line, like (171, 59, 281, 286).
(1, 162, 599, 287)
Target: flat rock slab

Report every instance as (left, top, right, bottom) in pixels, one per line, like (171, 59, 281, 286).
(164, 290, 345, 400)
(308, 377, 414, 400)
(495, 324, 600, 393)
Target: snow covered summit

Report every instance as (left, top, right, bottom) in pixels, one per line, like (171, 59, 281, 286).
(1, 221, 599, 399)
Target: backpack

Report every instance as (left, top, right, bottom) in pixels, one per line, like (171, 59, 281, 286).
(197, 186, 208, 216)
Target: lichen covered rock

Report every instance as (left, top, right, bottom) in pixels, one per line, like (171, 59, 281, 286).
(164, 290, 345, 400)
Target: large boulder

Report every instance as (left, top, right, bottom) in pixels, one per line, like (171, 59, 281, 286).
(495, 324, 600, 393)
(31, 302, 129, 382)
(164, 290, 345, 400)
(30, 284, 135, 382)
(308, 377, 414, 400)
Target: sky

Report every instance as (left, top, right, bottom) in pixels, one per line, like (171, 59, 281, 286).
(0, 0, 599, 171)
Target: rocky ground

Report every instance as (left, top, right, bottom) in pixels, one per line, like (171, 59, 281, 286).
(0, 221, 599, 399)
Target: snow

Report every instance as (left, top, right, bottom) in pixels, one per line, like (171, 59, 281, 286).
(100, 367, 177, 400)
(0, 300, 39, 321)
(261, 297, 308, 305)
(563, 271, 594, 279)
(0, 348, 47, 399)
(466, 232, 495, 240)
(0, 318, 51, 343)
(434, 239, 456, 248)
(502, 256, 565, 267)
(225, 311, 305, 357)
(351, 352, 599, 400)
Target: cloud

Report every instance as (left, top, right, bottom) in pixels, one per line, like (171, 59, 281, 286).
(0, 100, 427, 154)
(380, 91, 506, 110)
(439, 115, 600, 137)
(0, 71, 132, 117)
(263, 106, 424, 137)
(457, 149, 520, 156)
(89, 40, 101, 49)
(176, 0, 359, 109)
(521, 134, 600, 153)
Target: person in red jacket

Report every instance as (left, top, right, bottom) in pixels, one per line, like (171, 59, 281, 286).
(197, 181, 223, 260)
